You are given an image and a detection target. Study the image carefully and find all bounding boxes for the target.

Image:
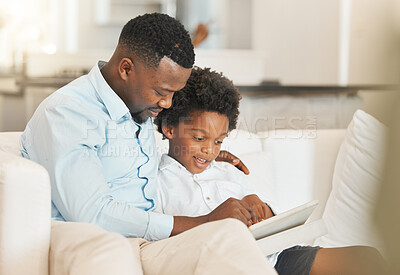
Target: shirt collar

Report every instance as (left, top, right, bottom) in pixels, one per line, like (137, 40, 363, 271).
(89, 61, 130, 121)
(159, 154, 216, 173)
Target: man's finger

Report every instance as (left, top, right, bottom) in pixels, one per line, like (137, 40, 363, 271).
(234, 160, 250, 175)
(216, 150, 250, 175)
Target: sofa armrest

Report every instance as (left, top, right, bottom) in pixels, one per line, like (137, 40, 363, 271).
(0, 151, 51, 275)
(50, 221, 143, 275)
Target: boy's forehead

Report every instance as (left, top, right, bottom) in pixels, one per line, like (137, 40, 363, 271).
(178, 111, 229, 135)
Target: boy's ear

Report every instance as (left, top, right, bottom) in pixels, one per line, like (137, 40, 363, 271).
(161, 125, 175, 139)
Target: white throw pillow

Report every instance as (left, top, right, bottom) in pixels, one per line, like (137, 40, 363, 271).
(314, 110, 387, 251)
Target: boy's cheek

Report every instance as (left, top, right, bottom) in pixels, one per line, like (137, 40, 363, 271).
(213, 146, 222, 158)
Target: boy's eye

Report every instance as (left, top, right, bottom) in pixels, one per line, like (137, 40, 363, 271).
(193, 136, 204, 141)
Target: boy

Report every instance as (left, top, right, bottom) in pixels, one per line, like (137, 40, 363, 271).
(154, 67, 387, 274)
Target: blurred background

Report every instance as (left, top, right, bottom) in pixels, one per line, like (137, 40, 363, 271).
(0, 0, 398, 132)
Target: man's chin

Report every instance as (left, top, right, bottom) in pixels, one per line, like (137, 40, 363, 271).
(131, 112, 149, 124)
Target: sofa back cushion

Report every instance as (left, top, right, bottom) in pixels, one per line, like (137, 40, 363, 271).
(314, 110, 387, 251)
(221, 129, 263, 155)
(260, 129, 345, 220)
(0, 132, 22, 156)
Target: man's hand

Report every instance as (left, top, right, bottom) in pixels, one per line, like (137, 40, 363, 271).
(241, 194, 275, 226)
(216, 150, 250, 175)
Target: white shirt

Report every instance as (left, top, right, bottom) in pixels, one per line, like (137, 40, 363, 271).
(155, 154, 261, 216)
(155, 154, 280, 266)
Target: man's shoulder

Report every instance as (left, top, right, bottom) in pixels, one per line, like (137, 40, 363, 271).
(53, 75, 94, 103)
(42, 75, 104, 115)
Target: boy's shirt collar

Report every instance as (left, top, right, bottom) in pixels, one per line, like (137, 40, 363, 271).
(159, 154, 216, 175)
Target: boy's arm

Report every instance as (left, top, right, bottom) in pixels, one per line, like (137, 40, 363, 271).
(170, 197, 257, 236)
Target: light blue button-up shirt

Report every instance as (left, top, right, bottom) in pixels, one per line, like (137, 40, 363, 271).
(20, 61, 173, 241)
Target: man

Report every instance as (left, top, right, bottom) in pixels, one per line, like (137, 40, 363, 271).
(21, 13, 276, 274)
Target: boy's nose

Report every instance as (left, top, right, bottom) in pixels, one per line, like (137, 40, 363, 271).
(201, 145, 212, 154)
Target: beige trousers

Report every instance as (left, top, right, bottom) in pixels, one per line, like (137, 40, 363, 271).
(50, 219, 277, 275)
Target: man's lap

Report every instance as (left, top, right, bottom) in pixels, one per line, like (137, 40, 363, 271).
(50, 219, 277, 275)
(131, 219, 277, 275)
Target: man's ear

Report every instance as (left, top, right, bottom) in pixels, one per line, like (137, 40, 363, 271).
(161, 125, 175, 139)
(118, 58, 134, 81)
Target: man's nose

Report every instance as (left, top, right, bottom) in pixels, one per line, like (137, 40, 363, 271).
(158, 93, 174, 109)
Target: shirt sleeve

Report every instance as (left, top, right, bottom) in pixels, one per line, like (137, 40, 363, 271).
(25, 98, 173, 241)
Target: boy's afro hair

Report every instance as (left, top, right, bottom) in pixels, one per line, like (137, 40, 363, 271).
(118, 13, 194, 69)
(154, 67, 241, 133)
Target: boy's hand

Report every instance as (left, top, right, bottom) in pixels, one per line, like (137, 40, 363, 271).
(171, 197, 258, 236)
(241, 194, 275, 225)
(216, 150, 250, 175)
(206, 197, 257, 225)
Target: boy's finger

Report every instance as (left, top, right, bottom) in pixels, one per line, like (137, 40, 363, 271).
(239, 200, 258, 224)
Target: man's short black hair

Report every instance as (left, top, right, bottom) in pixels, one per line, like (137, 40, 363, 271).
(119, 13, 194, 69)
(155, 67, 241, 134)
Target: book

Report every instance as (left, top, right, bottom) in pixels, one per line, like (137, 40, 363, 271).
(248, 200, 328, 256)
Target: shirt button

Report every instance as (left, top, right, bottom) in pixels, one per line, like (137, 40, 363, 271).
(206, 197, 211, 200)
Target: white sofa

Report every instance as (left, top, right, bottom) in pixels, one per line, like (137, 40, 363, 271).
(0, 110, 386, 274)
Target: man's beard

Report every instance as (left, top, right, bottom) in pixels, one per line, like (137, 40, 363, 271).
(131, 111, 149, 124)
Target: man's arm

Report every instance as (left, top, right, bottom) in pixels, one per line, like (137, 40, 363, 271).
(216, 150, 250, 175)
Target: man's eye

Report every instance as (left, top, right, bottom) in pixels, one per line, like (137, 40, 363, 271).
(193, 136, 204, 141)
(154, 90, 163, 96)
(216, 140, 223, 144)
